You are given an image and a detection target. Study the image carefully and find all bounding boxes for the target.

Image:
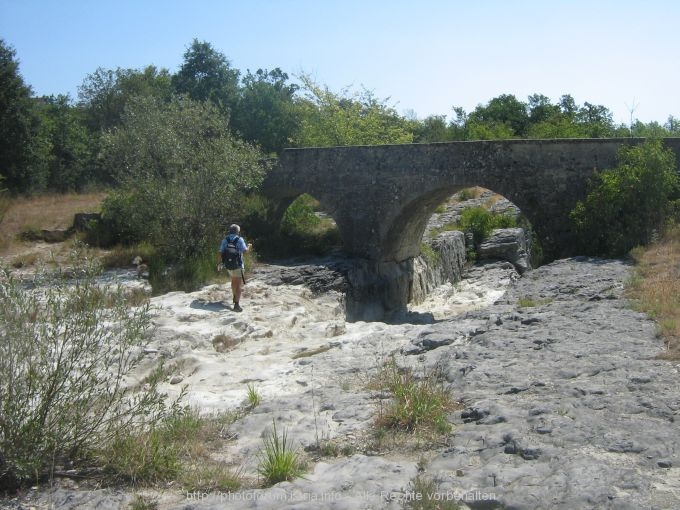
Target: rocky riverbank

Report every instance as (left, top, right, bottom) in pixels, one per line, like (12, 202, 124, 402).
(4, 256, 679, 509)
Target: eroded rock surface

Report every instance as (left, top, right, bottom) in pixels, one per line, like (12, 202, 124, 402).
(4, 257, 678, 509)
(408, 257, 680, 509)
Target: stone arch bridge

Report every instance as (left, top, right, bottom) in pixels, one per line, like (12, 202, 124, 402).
(262, 138, 680, 264)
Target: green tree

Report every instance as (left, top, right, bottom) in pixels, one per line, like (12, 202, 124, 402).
(570, 138, 678, 255)
(447, 106, 470, 140)
(0, 39, 42, 193)
(466, 120, 515, 140)
(467, 94, 529, 138)
(526, 116, 585, 139)
(99, 96, 268, 289)
(558, 94, 579, 118)
(296, 75, 414, 146)
(172, 39, 240, 115)
(78, 65, 173, 132)
(527, 93, 561, 125)
(413, 115, 453, 142)
(666, 116, 680, 135)
(631, 120, 667, 137)
(576, 102, 615, 137)
(232, 68, 300, 154)
(33, 95, 91, 191)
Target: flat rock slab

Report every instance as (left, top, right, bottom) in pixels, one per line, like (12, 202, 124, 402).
(416, 257, 680, 509)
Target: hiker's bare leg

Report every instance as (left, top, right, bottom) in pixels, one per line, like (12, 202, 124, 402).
(231, 276, 243, 304)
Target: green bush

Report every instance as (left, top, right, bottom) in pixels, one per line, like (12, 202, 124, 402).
(570, 138, 679, 256)
(281, 194, 321, 235)
(458, 206, 517, 245)
(249, 193, 341, 259)
(97, 96, 270, 292)
(0, 256, 173, 491)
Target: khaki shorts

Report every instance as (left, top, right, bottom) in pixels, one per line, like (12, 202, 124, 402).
(227, 268, 244, 279)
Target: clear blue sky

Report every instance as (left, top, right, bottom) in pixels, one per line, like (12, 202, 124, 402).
(1, 0, 679, 125)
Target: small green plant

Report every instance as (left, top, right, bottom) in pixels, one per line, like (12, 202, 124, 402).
(257, 420, 305, 486)
(372, 357, 456, 434)
(105, 427, 182, 484)
(419, 243, 440, 265)
(246, 383, 262, 408)
(103, 408, 241, 490)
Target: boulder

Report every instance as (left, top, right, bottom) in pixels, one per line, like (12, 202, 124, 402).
(478, 227, 531, 274)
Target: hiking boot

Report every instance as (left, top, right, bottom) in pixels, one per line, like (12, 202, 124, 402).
(233, 303, 243, 312)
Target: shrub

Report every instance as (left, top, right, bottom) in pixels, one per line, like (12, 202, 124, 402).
(570, 138, 678, 256)
(0, 256, 172, 491)
(458, 206, 517, 245)
(102, 408, 241, 490)
(97, 96, 270, 292)
(281, 194, 321, 235)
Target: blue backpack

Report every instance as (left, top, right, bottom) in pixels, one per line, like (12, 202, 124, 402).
(221, 235, 242, 270)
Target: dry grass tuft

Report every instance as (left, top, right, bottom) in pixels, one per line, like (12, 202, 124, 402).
(627, 225, 680, 360)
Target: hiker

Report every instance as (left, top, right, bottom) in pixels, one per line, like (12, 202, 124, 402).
(218, 224, 250, 312)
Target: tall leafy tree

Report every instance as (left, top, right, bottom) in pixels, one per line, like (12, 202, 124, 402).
(527, 93, 561, 124)
(413, 115, 453, 142)
(34, 95, 91, 191)
(296, 75, 414, 146)
(526, 116, 585, 139)
(0, 39, 41, 193)
(172, 39, 240, 115)
(78, 65, 173, 132)
(467, 94, 529, 138)
(576, 102, 614, 137)
(232, 68, 300, 154)
(666, 116, 680, 135)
